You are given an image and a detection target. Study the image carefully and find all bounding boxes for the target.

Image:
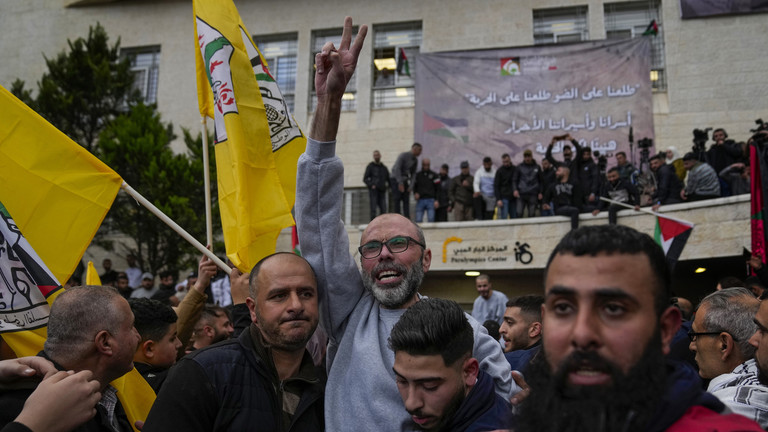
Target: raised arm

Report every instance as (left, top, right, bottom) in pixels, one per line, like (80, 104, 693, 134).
(296, 17, 369, 343)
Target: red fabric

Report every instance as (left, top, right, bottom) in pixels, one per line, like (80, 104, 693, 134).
(751, 144, 766, 267)
(665, 406, 763, 432)
(658, 216, 693, 241)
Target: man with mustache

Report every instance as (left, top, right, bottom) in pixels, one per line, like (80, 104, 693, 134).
(390, 298, 513, 431)
(143, 253, 324, 431)
(516, 225, 762, 431)
(295, 16, 516, 432)
(689, 288, 768, 428)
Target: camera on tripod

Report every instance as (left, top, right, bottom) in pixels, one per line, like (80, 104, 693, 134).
(637, 138, 653, 149)
(692, 127, 712, 152)
(750, 119, 768, 146)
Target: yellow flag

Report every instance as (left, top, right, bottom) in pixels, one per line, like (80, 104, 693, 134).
(86, 261, 102, 285)
(193, 0, 305, 272)
(0, 87, 152, 431)
(0, 85, 123, 285)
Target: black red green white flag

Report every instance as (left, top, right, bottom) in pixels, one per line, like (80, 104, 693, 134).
(397, 47, 410, 76)
(654, 215, 694, 270)
(751, 140, 767, 268)
(642, 20, 659, 36)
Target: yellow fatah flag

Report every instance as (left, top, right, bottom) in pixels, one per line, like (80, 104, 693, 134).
(86, 261, 102, 285)
(0, 85, 123, 285)
(193, 0, 305, 272)
(0, 204, 63, 356)
(0, 87, 152, 431)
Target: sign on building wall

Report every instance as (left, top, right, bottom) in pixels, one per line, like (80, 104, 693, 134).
(415, 37, 653, 172)
(680, 0, 768, 19)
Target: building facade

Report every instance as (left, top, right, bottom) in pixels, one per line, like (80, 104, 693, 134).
(2, 0, 763, 302)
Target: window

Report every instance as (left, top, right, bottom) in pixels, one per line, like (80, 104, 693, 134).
(533, 6, 589, 45)
(372, 22, 422, 109)
(122, 46, 160, 104)
(310, 28, 359, 112)
(252, 33, 298, 112)
(605, 1, 666, 91)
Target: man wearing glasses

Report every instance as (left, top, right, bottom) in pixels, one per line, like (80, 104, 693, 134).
(294, 17, 516, 432)
(690, 288, 768, 427)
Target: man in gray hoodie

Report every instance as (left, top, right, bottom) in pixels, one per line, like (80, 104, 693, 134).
(295, 17, 517, 432)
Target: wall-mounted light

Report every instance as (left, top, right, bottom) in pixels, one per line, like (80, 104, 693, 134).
(695, 267, 706, 273)
(465, 271, 480, 277)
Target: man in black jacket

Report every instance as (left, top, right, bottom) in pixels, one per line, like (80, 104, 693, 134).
(542, 165, 582, 230)
(592, 167, 640, 225)
(575, 147, 600, 212)
(513, 150, 542, 218)
(363, 150, 389, 221)
(494, 153, 516, 219)
(143, 253, 324, 432)
(436, 164, 452, 222)
(649, 154, 683, 211)
(413, 158, 439, 223)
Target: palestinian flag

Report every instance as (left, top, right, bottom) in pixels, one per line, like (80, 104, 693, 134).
(643, 20, 659, 36)
(423, 112, 469, 143)
(654, 215, 694, 270)
(397, 47, 410, 76)
(751, 141, 767, 269)
(292, 225, 301, 256)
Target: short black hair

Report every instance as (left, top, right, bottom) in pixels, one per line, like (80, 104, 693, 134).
(389, 298, 473, 367)
(650, 153, 664, 162)
(128, 298, 177, 342)
(159, 270, 176, 280)
(717, 276, 744, 290)
(607, 167, 619, 174)
(506, 295, 544, 323)
(713, 128, 728, 138)
(412, 142, 422, 149)
(545, 225, 671, 315)
(483, 156, 492, 163)
(483, 320, 500, 341)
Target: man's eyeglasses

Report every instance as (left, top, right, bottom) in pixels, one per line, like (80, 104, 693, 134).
(358, 236, 425, 259)
(687, 330, 737, 342)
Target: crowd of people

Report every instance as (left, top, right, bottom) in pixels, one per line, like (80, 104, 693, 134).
(2, 17, 768, 432)
(366, 128, 756, 228)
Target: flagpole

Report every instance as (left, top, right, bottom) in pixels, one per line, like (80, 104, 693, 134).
(201, 116, 213, 247)
(598, 197, 695, 226)
(121, 182, 231, 275)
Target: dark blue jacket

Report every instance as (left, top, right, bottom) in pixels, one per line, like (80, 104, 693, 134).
(444, 369, 513, 432)
(505, 340, 541, 376)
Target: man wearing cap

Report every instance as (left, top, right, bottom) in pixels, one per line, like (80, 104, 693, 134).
(449, 161, 474, 221)
(131, 272, 160, 299)
(514, 149, 543, 218)
(681, 152, 721, 201)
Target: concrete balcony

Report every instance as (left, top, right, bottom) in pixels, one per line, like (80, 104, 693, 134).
(280, 194, 752, 308)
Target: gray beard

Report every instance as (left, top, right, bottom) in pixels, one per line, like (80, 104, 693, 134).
(361, 259, 424, 308)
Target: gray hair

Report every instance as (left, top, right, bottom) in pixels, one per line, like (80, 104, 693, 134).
(696, 287, 758, 360)
(44, 286, 124, 363)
